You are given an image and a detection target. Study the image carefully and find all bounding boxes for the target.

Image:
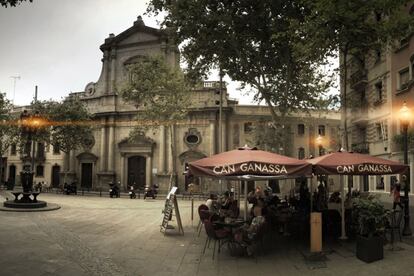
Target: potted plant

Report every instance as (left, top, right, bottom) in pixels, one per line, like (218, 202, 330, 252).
(352, 195, 389, 263)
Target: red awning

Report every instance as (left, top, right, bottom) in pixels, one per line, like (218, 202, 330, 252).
(307, 151, 409, 175)
(188, 146, 312, 179)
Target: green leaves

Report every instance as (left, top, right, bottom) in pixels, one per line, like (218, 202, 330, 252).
(148, 0, 333, 119)
(121, 55, 190, 126)
(353, 195, 390, 237)
(25, 98, 93, 153)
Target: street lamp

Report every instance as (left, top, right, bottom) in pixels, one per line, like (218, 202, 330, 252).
(399, 101, 412, 236)
(19, 110, 48, 193)
(316, 135, 324, 156)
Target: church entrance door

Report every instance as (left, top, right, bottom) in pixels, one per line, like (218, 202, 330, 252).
(81, 163, 93, 189)
(128, 156, 146, 189)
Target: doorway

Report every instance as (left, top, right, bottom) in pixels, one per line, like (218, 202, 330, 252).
(128, 156, 146, 189)
(8, 164, 16, 186)
(81, 163, 93, 189)
(51, 165, 60, 188)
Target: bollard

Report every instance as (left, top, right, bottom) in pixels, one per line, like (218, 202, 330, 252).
(310, 212, 322, 253)
(191, 196, 194, 222)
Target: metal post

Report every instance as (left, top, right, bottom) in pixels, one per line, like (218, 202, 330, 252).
(244, 180, 248, 221)
(191, 196, 194, 222)
(403, 124, 412, 236)
(339, 175, 348, 239)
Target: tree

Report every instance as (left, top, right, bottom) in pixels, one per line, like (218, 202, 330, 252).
(0, 93, 20, 185)
(147, 0, 333, 151)
(122, 55, 190, 189)
(306, 0, 414, 150)
(18, 98, 93, 183)
(1, 0, 32, 7)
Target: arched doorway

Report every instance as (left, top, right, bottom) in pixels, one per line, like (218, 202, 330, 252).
(51, 165, 60, 188)
(128, 156, 146, 189)
(81, 163, 93, 189)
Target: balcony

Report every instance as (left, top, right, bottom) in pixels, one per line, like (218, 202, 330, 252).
(352, 142, 369, 154)
(351, 104, 368, 126)
(20, 152, 46, 163)
(350, 69, 368, 90)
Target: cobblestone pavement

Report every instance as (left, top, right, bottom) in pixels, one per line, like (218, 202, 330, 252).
(2, 192, 414, 276)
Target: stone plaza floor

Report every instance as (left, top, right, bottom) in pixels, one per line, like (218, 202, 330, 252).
(1, 192, 414, 276)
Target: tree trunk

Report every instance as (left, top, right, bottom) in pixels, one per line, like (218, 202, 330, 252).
(342, 50, 349, 151)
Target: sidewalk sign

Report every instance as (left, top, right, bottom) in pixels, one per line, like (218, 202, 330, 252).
(160, 187, 184, 235)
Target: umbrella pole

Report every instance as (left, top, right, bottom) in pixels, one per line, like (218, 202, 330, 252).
(340, 175, 348, 240)
(244, 180, 248, 221)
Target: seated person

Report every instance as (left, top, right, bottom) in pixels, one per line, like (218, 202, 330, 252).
(234, 202, 266, 255)
(221, 191, 232, 210)
(250, 198, 267, 218)
(205, 193, 218, 212)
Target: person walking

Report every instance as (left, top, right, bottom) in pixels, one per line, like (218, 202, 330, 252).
(391, 179, 403, 209)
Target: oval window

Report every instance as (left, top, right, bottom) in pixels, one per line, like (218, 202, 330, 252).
(186, 134, 199, 144)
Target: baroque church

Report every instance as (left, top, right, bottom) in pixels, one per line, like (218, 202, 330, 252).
(6, 16, 340, 194)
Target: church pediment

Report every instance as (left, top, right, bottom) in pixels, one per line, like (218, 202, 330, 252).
(118, 135, 155, 148)
(76, 152, 98, 162)
(100, 16, 166, 51)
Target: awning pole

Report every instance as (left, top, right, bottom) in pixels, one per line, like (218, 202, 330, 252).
(244, 180, 248, 221)
(339, 175, 348, 240)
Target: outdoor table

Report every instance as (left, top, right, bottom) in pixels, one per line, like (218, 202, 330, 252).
(214, 220, 245, 229)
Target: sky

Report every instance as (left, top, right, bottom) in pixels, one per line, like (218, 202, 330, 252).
(0, 0, 257, 106)
(0, 0, 338, 107)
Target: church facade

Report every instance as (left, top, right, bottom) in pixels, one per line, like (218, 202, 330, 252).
(6, 17, 340, 194)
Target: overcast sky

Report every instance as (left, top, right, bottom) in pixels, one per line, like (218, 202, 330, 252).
(0, 0, 256, 106)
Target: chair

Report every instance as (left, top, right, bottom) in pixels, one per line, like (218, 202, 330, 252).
(202, 219, 231, 259)
(386, 209, 403, 244)
(197, 204, 210, 236)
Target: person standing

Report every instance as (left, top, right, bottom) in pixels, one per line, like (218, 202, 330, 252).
(391, 179, 403, 209)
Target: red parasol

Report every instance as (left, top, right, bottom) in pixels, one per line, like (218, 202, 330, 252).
(308, 151, 409, 175)
(188, 146, 312, 179)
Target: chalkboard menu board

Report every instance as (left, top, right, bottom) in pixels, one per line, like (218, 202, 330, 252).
(160, 187, 184, 235)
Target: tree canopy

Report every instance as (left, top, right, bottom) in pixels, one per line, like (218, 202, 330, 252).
(26, 97, 93, 154)
(1, 0, 32, 7)
(148, 0, 333, 119)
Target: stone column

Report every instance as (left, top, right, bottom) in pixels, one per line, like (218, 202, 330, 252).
(146, 156, 152, 186)
(209, 121, 216, 155)
(159, 125, 166, 173)
(100, 118, 107, 172)
(110, 49, 116, 94)
(69, 150, 76, 172)
(101, 50, 109, 93)
(121, 154, 126, 190)
(107, 117, 115, 171)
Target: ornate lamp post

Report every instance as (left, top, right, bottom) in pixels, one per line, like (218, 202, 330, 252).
(399, 101, 412, 236)
(316, 135, 324, 156)
(19, 110, 47, 194)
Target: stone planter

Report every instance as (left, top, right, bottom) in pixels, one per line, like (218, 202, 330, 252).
(356, 235, 383, 263)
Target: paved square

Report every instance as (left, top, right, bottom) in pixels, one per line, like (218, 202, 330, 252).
(1, 192, 414, 276)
